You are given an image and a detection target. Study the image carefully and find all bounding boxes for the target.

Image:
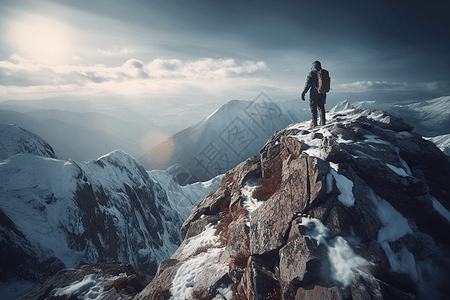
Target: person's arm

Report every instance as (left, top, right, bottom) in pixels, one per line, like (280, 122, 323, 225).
(301, 73, 312, 100)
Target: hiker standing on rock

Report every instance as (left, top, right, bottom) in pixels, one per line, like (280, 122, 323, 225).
(301, 60, 331, 128)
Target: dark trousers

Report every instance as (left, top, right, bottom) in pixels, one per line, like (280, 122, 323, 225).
(309, 94, 326, 126)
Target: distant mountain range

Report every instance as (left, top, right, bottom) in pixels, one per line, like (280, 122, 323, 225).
(1, 95, 449, 179)
(0, 107, 147, 160)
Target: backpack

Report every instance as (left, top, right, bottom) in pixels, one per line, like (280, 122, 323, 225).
(316, 69, 330, 94)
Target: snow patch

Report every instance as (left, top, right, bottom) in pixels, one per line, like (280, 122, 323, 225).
(430, 196, 450, 223)
(299, 216, 330, 245)
(212, 283, 233, 300)
(331, 170, 355, 207)
(368, 188, 419, 281)
(380, 243, 419, 282)
(51, 273, 126, 300)
(369, 189, 413, 243)
(386, 163, 410, 177)
(241, 178, 263, 225)
(426, 134, 450, 156)
(170, 248, 226, 300)
(174, 224, 220, 260)
(364, 135, 391, 145)
(299, 216, 372, 286)
(328, 236, 371, 286)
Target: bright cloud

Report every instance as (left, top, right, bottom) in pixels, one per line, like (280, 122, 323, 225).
(0, 55, 268, 99)
(335, 80, 449, 93)
(0, 55, 267, 86)
(97, 47, 132, 57)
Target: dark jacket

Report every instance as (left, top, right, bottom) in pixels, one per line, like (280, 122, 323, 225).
(302, 61, 322, 97)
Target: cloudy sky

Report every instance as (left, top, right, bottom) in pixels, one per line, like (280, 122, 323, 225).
(0, 0, 449, 105)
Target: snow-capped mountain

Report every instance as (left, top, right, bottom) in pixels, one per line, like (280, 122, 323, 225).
(0, 123, 55, 160)
(139, 93, 311, 182)
(0, 124, 221, 298)
(135, 103, 450, 300)
(425, 134, 450, 156)
(139, 95, 450, 184)
(353, 95, 450, 137)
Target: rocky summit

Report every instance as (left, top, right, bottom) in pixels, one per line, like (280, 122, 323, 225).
(136, 103, 450, 300)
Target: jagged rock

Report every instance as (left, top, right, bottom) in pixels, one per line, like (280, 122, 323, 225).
(324, 203, 352, 239)
(183, 215, 222, 240)
(193, 265, 232, 295)
(294, 285, 345, 300)
(137, 104, 450, 300)
(250, 152, 330, 256)
(279, 217, 329, 298)
(221, 216, 250, 265)
(349, 272, 383, 300)
(379, 114, 414, 132)
(181, 156, 260, 240)
(134, 262, 177, 300)
(155, 259, 179, 277)
(237, 256, 280, 300)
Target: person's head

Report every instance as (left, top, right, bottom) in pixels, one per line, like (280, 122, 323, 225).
(311, 61, 321, 72)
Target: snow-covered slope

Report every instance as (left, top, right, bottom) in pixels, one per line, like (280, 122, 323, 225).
(353, 95, 450, 136)
(0, 123, 55, 160)
(0, 125, 221, 297)
(425, 134, 450, 156)
(139, 95, 308, 182)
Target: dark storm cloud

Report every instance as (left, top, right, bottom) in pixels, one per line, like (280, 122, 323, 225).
(47, 0, 450, 78)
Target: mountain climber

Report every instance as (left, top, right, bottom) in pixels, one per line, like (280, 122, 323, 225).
(301, 60, 330, 128)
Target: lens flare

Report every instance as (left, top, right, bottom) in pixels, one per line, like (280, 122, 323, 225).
(141, 131, 175, 169)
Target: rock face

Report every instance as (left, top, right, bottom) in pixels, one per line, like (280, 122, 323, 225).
(137, 105, 450, 300)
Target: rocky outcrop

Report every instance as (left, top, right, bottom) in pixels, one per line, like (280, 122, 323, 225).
(137, 106, 450, 300)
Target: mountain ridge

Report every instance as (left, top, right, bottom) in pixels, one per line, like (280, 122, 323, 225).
(138, 95, 310, 182)
(3, 100, 450, 299)
(135, 103, 450, 300)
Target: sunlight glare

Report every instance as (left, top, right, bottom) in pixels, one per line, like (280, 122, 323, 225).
(7, 15, 76, 65)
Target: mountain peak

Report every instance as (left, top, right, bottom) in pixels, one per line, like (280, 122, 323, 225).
(138, 106, 450, 300)
(329, 99, 354, 114)
(0, 123, 55, 160)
